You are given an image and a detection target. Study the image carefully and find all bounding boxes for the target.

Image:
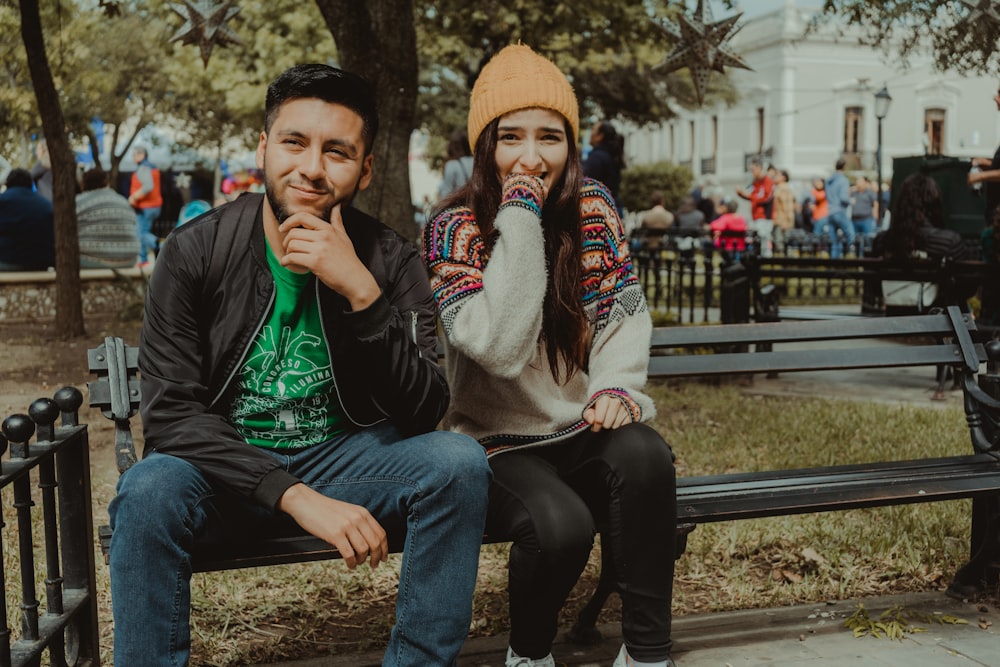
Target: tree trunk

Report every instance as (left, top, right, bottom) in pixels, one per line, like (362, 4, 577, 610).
(314, 0, 418, 241)
(19, 0, 85, 338)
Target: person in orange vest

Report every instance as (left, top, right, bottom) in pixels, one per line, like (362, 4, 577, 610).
(127, 145, 163, 267)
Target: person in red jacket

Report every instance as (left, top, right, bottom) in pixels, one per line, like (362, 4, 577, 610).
(127, 145, 163, 267)
(735, 158, 774, 256)
(710, 198, 748, 261)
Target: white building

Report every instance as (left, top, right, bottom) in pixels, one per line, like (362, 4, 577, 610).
(626, 0, 1000, 206)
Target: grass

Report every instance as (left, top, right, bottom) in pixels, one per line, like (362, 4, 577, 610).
(652, 381, 974, 615)
(0, 380, 989, 665)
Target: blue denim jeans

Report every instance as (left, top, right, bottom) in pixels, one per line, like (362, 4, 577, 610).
(108, 423, 490, 666)
(135, 206, 161, 262)
(825, 210, 855, 259)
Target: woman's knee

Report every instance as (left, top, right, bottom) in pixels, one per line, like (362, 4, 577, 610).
(602, 423, 675, 483)
(489, 471, 595, 558)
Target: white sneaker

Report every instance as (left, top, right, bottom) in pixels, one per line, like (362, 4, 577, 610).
(505, 646, 555, 667)
(612, 643, 674, 667)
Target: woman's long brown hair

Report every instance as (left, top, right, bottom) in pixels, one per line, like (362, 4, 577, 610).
(438, 116, 589, 383)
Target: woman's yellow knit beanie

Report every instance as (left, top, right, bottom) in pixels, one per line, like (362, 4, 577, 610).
(467, 43, 579, 151)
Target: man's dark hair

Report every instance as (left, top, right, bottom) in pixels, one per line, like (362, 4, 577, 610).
(5, 168, 33, 189)
(835, 157, 846, 171)
(781, 169, 790, 182)
(264, 63, 379, 155)
(81, 168, 109, 192)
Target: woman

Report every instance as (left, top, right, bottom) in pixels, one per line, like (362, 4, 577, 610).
(873, 173, 975, 398)
(874, 173, 968, 263)
(422, 44, 676, 667)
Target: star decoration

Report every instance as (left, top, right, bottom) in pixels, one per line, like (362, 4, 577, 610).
(174, 173, 192, 190)
(169, 1, 242, 67)
(958, 0, 1000, 25)
(653, 0, 752, 105)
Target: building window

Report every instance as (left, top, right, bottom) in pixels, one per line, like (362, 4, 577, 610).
(925, 108, 945, 155)
(843, 106, 863, 169)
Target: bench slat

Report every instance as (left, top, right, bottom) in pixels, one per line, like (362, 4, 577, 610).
(648, 343, 983, 378)
(678, 454, 1000, 522)
(650, 311, 967, 348)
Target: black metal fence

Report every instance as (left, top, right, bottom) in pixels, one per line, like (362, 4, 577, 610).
(631, 231, 874, 323)
(0, 388, 99, 667)
(631, 230, 989, 325)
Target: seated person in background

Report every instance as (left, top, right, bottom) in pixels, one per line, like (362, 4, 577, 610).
(0, 168, 55, 271)
(674, 195, 706, 234)
(872, 172, 976, 400)
(638, 190, 674, 250)
(872, 172, 975, 314)
(75, 167, 140, 269)
(709, 198, 747, 261)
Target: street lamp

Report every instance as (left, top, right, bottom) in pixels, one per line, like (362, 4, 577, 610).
(874, 85, 892, 227)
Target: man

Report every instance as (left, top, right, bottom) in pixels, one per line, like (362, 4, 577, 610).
(127, 144, 163, 267)
(735, 158, 774, 257)
(583, 120, 625, 214)
(850, 175, 878, 251)
(967, 82, 1000, 225)
(0, 168, 54, 271)
(823, 158, 855, 259)
(107, 64, 491, 667)
(75, 167, 139, 268)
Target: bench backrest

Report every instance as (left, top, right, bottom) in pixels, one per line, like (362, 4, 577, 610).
(87, 306, 1000, 475)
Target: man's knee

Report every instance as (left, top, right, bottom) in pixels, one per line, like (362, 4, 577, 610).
(416, 431, 491, 502)
(111, 454, 210, 529)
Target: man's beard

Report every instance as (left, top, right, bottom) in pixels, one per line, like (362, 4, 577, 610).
(263, 171, 360, 225)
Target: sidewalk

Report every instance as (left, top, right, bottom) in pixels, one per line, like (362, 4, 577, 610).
(258, 591, 997, 666)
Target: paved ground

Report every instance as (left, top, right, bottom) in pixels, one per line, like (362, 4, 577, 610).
(259, 591, 997, 666)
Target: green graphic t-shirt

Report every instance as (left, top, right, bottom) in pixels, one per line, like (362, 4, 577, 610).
(231, 244, 348, 449)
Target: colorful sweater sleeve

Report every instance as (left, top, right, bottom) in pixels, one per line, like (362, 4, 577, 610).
(579, 181, 656, 422)
(422, 178, 548, 378)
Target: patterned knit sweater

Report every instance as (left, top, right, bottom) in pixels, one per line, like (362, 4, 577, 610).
(422, 177, 654, 456)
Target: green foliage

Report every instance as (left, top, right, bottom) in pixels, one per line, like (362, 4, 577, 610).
(413, 0, 741, 160)
(817, 0, 1000, 75)
(619, 160, 693, 214)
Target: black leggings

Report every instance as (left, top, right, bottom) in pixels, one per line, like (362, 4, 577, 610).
(486, 422, 676, 662)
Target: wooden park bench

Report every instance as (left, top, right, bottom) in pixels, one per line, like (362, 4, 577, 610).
(85, 305, 1000, 647)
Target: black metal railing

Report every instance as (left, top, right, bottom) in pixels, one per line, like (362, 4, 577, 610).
(632, 231, 869, 322)
(0, 388, 99, 667)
